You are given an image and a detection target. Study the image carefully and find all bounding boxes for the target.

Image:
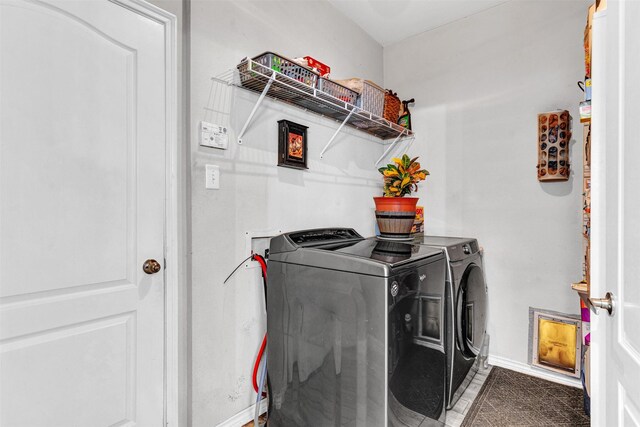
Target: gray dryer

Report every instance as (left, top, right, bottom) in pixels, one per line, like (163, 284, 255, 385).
(414, 236, 488, 410)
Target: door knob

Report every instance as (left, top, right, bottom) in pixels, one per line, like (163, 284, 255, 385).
(143, 259, 162, 275)
(589, 292, 615, 316)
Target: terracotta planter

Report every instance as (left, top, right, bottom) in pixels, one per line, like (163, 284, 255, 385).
(373, 197, 418, 239)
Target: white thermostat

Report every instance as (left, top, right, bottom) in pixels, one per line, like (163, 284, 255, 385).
(200, 121, 229, 150)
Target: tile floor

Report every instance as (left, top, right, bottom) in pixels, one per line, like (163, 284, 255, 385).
(444, 366, 493, 427)
(242, 365, 589, 427)
(243, 368, 492, 427)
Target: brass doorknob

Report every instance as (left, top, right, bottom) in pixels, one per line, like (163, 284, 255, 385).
(143, 259, 162, 275)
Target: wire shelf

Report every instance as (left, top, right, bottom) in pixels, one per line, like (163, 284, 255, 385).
(212, 59, 412, 141)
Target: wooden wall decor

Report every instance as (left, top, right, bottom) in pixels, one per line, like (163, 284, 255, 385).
(277, 119, 308, 170)
(537, 110, 572, 181)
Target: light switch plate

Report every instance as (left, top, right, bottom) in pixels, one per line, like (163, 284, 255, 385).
(205, 164, 220, 189)
(200, 121, 229, 150)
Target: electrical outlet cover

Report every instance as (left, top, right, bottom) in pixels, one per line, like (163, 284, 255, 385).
(205, 164, 220, 189)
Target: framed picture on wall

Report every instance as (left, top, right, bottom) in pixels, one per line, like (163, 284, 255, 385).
(278, 119, 308, 170)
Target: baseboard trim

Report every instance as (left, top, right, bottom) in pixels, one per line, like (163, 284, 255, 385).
(215, 399, 268, 427)
(488, 354, 582, 389)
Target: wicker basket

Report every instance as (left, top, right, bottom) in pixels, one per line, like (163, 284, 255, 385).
(317, 78, 358, 106)
(384, 90, 401, 124)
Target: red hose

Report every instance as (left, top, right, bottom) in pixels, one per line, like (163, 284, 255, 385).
(253, 254, 268, 282)
(252, 254, 268, 394)
(252, 333, 267, 393)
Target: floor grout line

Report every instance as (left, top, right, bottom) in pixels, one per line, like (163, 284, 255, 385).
(445, 366, 493, 427)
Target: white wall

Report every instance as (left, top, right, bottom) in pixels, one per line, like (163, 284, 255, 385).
(384, 0, 589, 368)
(189, 1, 384, 425)
(185, 0, 590, 423)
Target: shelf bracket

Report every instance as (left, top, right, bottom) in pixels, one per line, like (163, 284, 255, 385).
(375, 129, 409, 166)
(237, 72, 276, 144)
(320, 108, 357, 159)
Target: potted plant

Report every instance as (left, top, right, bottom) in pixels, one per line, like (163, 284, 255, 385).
(374, 154, 429, 239)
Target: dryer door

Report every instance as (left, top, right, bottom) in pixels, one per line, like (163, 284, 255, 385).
(456, 263, 487, 357)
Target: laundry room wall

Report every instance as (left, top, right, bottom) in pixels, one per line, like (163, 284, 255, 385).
(383, 0, 588, 373)
(189, 1, 384, 425)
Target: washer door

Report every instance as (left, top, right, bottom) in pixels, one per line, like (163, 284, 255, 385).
(456, 264, 487, 357)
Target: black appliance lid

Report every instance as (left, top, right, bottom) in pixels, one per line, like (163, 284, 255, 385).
(316, 237, 444, 267)
(287, 228, 362, 247)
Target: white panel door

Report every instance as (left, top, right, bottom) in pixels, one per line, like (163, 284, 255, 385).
(591, 1, 640, 426)
(0, 0, 167, 425)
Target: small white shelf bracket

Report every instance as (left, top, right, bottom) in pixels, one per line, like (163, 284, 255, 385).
(237, 71, 276, 144)
(375, 129, 409, 166)
(319, 108, 358, 159)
